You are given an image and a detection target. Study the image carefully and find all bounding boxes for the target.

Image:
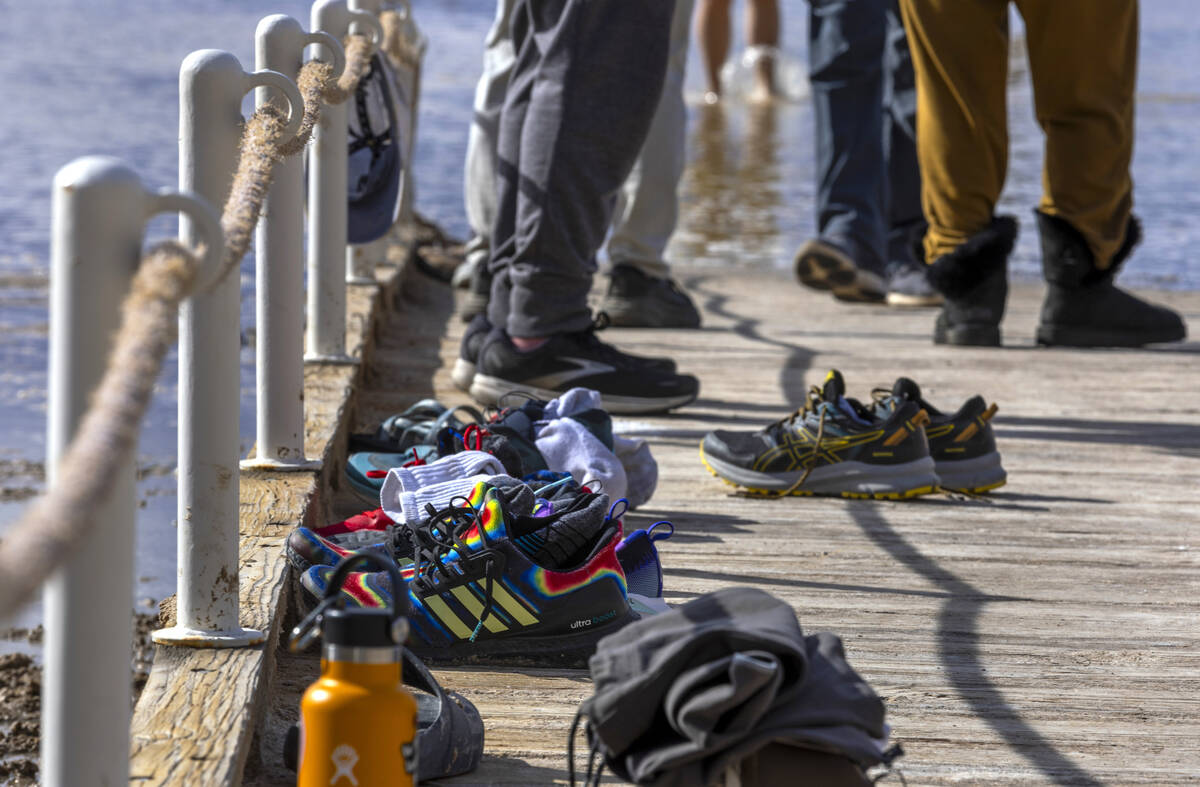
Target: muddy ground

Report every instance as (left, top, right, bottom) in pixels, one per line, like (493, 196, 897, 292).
(0, 610, 156, 785)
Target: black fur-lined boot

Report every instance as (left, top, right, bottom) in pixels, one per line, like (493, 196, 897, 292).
(926, 216, 1018, 346)
(1035, 211, 1186, 347)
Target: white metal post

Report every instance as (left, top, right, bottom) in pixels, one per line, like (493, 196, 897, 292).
(42, 157, 219, 787)
(154, 50, 300, 648)
(242, 16, 344, 471)
(308, 0, 382, 357)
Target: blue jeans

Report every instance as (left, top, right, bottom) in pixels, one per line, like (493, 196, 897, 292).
(809, 0, 923, 274)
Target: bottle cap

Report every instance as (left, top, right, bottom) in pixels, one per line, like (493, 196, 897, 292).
(321, 606, 398, 647)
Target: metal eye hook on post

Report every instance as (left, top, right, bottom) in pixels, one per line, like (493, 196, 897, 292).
(244, 67, 306, 149)
(347, 6, 385, 47)
(148, 189, 223, 293)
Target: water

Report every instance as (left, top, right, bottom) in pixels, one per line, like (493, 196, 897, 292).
(0, 0, 1196, 629)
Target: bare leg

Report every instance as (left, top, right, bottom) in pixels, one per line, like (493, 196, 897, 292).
(747, 0, 780, 100)
(696, 0, 733, 100)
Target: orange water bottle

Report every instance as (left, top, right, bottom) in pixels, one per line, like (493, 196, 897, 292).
(290, 551, 418, 786)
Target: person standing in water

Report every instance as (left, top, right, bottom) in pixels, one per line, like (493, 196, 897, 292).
(696, 0, 781, 103)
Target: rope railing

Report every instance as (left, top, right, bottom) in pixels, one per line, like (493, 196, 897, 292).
(0, 30, 379, 621)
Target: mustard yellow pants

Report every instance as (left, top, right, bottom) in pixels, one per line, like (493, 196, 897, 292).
(899, 0, 1137, 268)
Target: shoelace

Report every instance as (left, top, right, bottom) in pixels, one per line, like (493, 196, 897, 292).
(755, 386, 829, 498)
(567, 707, 606, 787)
(408, 500, 501, 642)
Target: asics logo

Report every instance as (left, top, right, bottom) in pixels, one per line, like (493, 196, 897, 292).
(531, 357, 616, 389)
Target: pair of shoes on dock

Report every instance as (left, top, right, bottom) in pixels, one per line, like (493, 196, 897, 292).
(290, 477, 673, 667)
(700, 370, 1005, 498)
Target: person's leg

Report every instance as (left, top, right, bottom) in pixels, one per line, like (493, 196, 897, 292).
(899, 0, 1014, 345)
(900, 0, 1009, 261)
(795, 0, 888, 302)
(746, 0, 780, 100)
(696, 0, 733, 100)
(601, 0, 701, 328)
(1016, 0, 1185, 346)
(458, 0, 517, 306)
(484, 0, 539, 337)
(477, 0, 699, 412)
(879, 0, 938, 306)
(1017, 0, 1132, 267)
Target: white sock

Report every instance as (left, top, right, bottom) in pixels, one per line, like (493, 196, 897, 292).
(383, 450, 506, 494)
(380, 472, 510, 525)
(534, 418, 628, 504)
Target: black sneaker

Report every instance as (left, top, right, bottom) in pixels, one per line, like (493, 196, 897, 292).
(453, 314, 677, 393)
(452, 314, 491, 391)
(300, 482, 639, 666)
(469, 327, 699, 414)
(874, 377, 1006, 494)
(700, 370, 938, 498)
(794, 239, 886, 303)
(599, 264, 702, 328)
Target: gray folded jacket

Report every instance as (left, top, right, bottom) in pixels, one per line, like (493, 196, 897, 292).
(577, 587, 887, 786)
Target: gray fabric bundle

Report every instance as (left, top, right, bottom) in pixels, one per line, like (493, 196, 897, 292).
(578, 587, 887, 786)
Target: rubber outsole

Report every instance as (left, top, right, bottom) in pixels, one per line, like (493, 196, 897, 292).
(1036, 323, 1187, 347)
(934, 451, 1007, 494)
(470, 374, 697, 415)
(794, 242, 885, 303)
(407, 609, 640, 668)
(599, 296, 702, 329)
(700, 444, 938, 500)
(933, 323, 1001, 347)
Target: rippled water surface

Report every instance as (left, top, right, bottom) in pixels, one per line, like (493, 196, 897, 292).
(0, 0, 1196, 626)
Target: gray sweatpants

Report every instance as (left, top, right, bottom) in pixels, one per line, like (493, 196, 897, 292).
(464, 0, 693, 286)
(486, 0, 676, 338)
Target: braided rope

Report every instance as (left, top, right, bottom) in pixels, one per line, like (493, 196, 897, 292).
(0, 32, 379, 619)
(0, 243, 198, 616)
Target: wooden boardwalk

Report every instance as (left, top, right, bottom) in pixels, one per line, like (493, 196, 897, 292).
(258, 265, 1200, 786)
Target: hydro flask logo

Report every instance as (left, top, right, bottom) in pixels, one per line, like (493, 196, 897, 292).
(330, 744, 359, 785)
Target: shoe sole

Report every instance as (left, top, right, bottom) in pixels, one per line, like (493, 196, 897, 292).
(935, 451, 1007, 494)
(886, 291, 943, 308)
(406, 609, 640, 668)
(470, 373, 697, 415)
(934, 324, 1001, 347)
(450, 357, 475, 391)
(601, 297, 702, 329)
(1035, 323, 1187, 347)
(794, 242, 885, 303)
(700, 444, 938, 499)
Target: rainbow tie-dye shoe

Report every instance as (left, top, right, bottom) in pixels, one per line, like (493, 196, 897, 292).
(300, 482, 637, 666)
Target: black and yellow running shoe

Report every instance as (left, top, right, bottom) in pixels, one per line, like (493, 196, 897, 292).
(700, 370, 938, 499)
(874, 377, 1006, 494)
